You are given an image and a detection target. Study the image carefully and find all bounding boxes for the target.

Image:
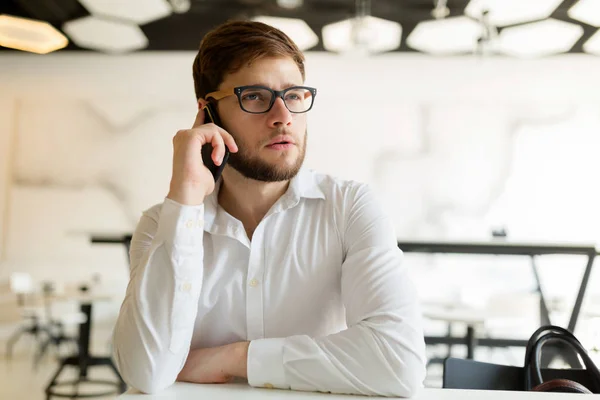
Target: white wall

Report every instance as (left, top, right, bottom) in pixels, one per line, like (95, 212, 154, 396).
(0, 100, 14, 261)
(1, 52, 600, 335)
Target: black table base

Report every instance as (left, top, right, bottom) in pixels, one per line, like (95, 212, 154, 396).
(45, 356, 125, 399)
(45, 303, 126, 399)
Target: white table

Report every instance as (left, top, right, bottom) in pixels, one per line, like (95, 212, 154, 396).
(118, 382, 598, 399)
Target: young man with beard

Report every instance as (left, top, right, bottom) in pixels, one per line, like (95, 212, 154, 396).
(112, 20, 426, 397)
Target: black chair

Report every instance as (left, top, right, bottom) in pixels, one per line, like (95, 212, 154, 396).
(443, 357, 600, 392)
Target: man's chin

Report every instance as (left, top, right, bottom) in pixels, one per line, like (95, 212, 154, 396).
(228, 158, 303, 182)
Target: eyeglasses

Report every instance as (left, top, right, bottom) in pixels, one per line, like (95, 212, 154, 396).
(205, 85, 317, 114)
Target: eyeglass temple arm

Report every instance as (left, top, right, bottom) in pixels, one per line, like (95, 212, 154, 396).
(204, 88, 235, 101)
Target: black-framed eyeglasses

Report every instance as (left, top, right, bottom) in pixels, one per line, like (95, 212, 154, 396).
(205, 85, 317, 114)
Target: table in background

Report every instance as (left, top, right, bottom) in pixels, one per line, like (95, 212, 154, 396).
(118, 382, 598, 399)
(45, 288, 126, 399)
(398, 240, 599, 365)
(90, 234, 132, 261)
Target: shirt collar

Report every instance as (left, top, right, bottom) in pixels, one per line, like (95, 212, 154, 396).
(288, 167, 326, 201)
(203, 167, 325, 233)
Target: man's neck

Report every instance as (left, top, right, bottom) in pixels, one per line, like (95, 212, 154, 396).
(217, 168, 290, 239)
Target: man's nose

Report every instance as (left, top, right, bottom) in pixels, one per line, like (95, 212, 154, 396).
(266, 97, 293, 127)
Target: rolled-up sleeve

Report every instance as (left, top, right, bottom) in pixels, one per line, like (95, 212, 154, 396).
(112, 198, 205, 394)
(247, 184, 427, 397)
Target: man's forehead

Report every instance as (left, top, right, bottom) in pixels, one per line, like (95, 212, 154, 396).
(221, 57, 303, 88)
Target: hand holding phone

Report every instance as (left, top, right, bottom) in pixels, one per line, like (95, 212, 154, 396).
(166, 103, 237, 205)
(201, 103, 231, 182)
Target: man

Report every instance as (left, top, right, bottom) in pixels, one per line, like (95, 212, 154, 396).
(112, 20, 426, 397)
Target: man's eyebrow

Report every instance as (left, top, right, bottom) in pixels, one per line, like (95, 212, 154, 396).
(246, 82, 302, 89)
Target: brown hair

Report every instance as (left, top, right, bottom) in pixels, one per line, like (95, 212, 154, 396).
(192, 20, 306, 100)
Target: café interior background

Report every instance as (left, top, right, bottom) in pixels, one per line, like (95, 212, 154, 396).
(1, 0, 600, 396)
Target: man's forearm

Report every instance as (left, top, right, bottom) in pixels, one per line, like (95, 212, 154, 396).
(177, 341, 250, 384)
(228, 341, 250, 378)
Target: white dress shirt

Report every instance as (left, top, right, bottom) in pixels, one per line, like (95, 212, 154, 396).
(112, 168, 427, 397)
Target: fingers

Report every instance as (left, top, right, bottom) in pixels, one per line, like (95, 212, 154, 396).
(219, 129, 238, 153)
(203, 125, 238, 155)
(182, 120, 238, 167)
(187, 126, 233, 166)
(209, 131, 226, 165)
(214, 126, 238, 153)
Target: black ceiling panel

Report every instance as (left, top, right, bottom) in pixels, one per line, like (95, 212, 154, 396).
(0, 0, 592, 54)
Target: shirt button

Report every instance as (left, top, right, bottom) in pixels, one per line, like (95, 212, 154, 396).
(185, 220, 194, 229)
(264, 383, 274, 389)
(182, 282, 192, 292)
(249, 279, 259, 287)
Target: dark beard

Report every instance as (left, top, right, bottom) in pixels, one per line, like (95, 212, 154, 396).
(227, 131, 307, 182)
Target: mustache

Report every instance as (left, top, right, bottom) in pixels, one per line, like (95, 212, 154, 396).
(264, 129, 296, 143)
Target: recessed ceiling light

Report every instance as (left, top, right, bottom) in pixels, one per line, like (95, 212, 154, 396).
(167, 0, 191, 13)
(498, 19, 583, 58)
(277, 0, 303, 9)
(0, 14, 68, 54)
(322, 16, 402, 54)
(406, 16, 483, 55)
(63, 16, 148, 53)
(252, 16, 318, 51)
(465, 0, 563, 27)
(568, 0, 600, 27)
(78, 0, 172, 25)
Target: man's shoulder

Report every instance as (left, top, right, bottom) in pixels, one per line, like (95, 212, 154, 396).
(306, 169, 372, 200)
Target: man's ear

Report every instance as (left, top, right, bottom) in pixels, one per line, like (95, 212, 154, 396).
(197, 98, 209, 111)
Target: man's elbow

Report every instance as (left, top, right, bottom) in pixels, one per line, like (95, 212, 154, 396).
(391, 371, 423, 398)
(113, 346, 178, 394)
(130, 377, 175, 394)
(388, 358, 426, 398)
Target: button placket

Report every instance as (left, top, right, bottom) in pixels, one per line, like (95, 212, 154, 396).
(245, 224, 265, 340)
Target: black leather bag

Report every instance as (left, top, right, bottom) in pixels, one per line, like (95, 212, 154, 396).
(524, 325, 600, 393)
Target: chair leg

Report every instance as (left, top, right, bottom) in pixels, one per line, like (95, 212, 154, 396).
(35, 337, 52, 367)
(6, 327, 27, 359)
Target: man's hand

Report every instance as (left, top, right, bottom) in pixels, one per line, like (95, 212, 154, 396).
(176, 341, 249, 384)
(167, 107, 238, 206)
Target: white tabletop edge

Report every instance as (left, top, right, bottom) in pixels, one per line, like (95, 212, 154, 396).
(118, 382, 600, 399)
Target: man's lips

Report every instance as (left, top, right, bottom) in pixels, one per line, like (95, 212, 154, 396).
(267, 143, 295, 150)
(266, 135, 296, 150)
(267, 135, 295, 146)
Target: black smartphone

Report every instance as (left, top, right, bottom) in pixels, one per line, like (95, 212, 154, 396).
(201, 103, 230, 182)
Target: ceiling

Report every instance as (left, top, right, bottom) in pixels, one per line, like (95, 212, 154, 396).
(0, 0, 598, 54)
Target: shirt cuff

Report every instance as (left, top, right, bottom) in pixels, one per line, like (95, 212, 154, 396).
(156, 197, 205, 249)
(247, 338, 289, 390)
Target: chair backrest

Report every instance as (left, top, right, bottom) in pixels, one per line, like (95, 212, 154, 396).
(443, 358, 599, 392)
(443, 358, 523, 391)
